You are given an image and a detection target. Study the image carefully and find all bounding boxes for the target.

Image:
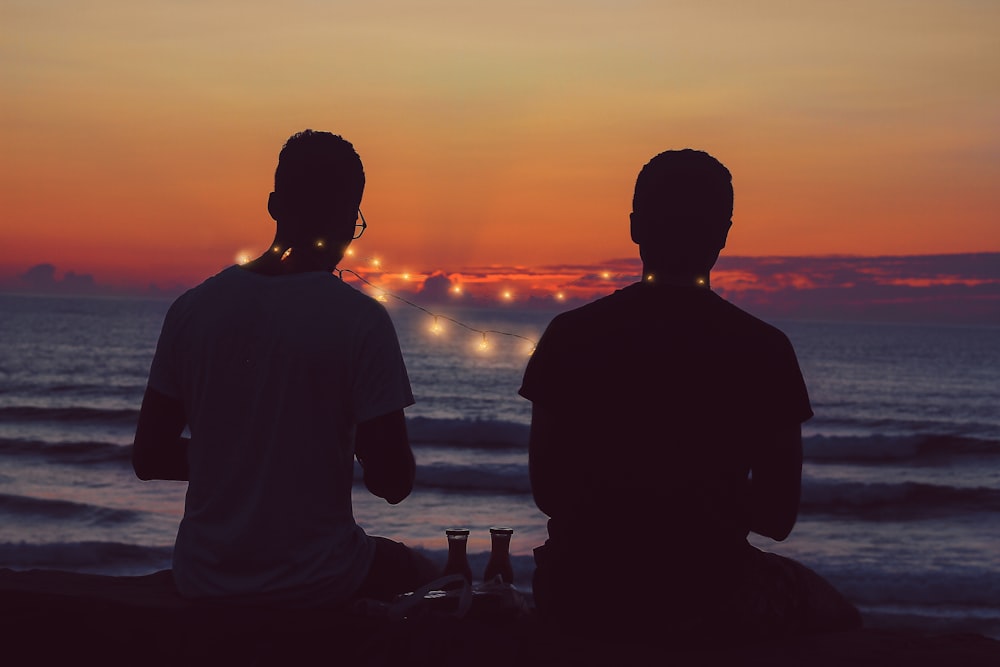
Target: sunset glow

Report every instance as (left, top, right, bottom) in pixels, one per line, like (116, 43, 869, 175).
(1, 1, 998, 323)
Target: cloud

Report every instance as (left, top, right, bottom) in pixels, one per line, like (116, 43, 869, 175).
(10, 263, 102, 295)
(336, 253, 999, 322)
(712, 254, 1000, 324)
(4, 254, 997, 323)
(19, 263, 57, 287)
(416, 271, 457, 302)
(2, 263, 172, 298)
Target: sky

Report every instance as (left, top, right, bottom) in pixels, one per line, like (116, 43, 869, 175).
(2, 1, 999, 316)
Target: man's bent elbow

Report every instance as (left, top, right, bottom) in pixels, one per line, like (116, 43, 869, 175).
(751, 512, 797, 541)
(374, 483, 412, 505)
(365, 469, 414, 505)
(382, 488, 411, 505)
(131, 450, 154, 481)
(762, 525, 794, 542)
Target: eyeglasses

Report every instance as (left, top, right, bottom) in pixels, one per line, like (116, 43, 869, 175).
(354, 209, 368, 240)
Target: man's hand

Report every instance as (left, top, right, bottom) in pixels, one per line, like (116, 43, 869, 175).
(355, 409, 414, 504)
(133, 387, 189, 481)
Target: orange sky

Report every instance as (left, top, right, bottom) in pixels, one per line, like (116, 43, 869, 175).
(2, 1, 998, 291)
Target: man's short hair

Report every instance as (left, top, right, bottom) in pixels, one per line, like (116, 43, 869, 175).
(632, 149, 733, 231)
(274, 130, 365, 213)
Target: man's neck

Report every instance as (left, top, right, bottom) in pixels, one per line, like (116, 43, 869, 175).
(640, 268, 711, 289)
(241, 239, 345, 276)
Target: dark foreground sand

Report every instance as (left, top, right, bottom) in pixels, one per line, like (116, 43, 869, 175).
(2, 568, 998, 666)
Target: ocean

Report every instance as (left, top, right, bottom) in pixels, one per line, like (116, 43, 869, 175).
(0, 290, 997, 638)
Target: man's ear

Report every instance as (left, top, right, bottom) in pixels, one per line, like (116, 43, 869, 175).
(267, 192, 281, 222)
(718, 219, 733, 250)
(629, 211, 643, 245)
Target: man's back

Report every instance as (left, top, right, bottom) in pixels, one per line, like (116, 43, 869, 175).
(521, 282, 811, 583)
(148, 266, 413, 602)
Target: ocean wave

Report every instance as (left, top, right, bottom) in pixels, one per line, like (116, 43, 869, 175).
(803, 433, 1000, 463)
(5, 426, 996, 481)
(0, 405, 139, 424)
(807, 414, 1000, 442)
(819, 563, 1000, 609)
(800, 480, 1000, 518)
(5, 403, 996, 465)
(406, 423, 1000, 465)
(415, 463, 531, 494)
(408, 461, 1000, 516)
(0, 541, 173, 574)
(406, 422, 1000, 460)
(0, 493, 140, 525)
(407, 416, 529, 449)
(0, 411, 528, 449)
(0, 437, 130, 465)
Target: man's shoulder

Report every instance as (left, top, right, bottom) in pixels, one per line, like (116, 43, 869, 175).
(161, 267, 235, 314)
(547, 284, 794, 350)
(710, 294, 793, 344)
(180, 267, 377, 302)
(549, 282, 762, 326)
(547, 285, 639, 328)
(172, 265, 243, 297)
(165, 267, 388, 325)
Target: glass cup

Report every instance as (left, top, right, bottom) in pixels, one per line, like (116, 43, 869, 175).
(443, 528, 473, 582)
(483, 526, 514, 584)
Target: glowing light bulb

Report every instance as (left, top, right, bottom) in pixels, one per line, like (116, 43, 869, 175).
(645, 274, 654, 282)
(236, 252, 252, 265)
(451, 286, 463, 295)
(430, 317, 443, 335)
(346, 248, 355, 256)
(555, 292, 565, 301)
(502, 290, 513, 301)
(281, 248, 294, 262)
(478, 333, 490, 352)
(371, 258, 381, 268)
(403, 273, 411, 281)
(314, 239, 326, 249)
(375, 292, 388, 303)
(272, 245, 282, 254)
(696, 277, 706, 286)
(602, 271, 611, 280)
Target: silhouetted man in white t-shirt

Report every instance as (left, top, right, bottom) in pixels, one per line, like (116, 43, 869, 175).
(134, 130, 435, 606)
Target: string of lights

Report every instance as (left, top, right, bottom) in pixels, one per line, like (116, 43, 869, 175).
(336, 264, 538, 354)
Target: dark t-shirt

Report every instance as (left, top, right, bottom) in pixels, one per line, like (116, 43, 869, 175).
(519, 282, 812, 582)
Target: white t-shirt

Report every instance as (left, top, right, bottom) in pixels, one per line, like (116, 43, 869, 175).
(147, 265, 414, 604)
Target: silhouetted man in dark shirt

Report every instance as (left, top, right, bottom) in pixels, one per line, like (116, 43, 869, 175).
(519, 149, 860, 643)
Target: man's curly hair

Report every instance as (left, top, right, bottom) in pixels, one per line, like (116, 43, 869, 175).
(274, 130, 365, 213)
(632, 149, 733, 228)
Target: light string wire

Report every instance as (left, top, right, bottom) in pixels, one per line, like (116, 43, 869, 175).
(336, 265, 538, 353)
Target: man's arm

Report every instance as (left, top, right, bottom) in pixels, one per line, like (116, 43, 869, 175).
(355, 409, 414, 505)
(132, 387, 189, 481)
(528, 403, 583, 519)
(748, 422, 803, 541)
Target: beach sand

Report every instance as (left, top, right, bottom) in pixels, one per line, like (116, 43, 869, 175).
(3, 568, 998, 666)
